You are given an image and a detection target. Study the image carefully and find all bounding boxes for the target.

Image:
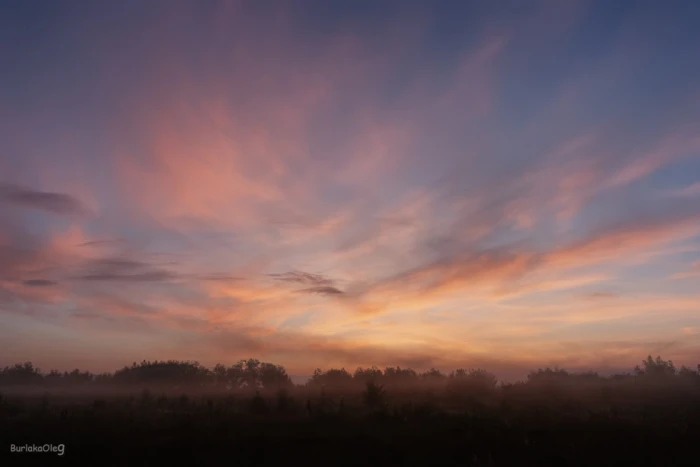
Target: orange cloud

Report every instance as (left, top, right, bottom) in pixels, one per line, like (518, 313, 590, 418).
(4, 1, 700, 379)
(545, 211, 700, 270)
(672, 260, 700, 279)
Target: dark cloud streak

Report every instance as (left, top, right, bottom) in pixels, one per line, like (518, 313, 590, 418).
(268, 270, 336, 287)
(0, 183, 88, 216)
(298, 286, 344, 296)
(269, 270, 345, 296)
(22, 279, 57, 287)
(75, 258, 179, 283)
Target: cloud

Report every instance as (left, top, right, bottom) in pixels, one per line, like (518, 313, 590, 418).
(174, 325, 540, 379)
(371, 248, 535, 296)
(198, 273, 243, 282)
(269, 270, 345, 296)
(672, 260, 700, 279)
(297, 286, 344, 296)
(607, 127, 700, 189)
(78, 239, 128, 248)
(0, 211, 72, 285)
(667, 182, 700, 198)
(545, 208, 700, 269)
(268, 271, 336, 287)
(3, 1, 700, 376)
(22, 279, 57, 287)
(74, 257, 179, 282)
(75, 292, 162, 318)
(337, 202, 700, 316)
(0, 183, 88, 216)
(585, 291, 619, 299)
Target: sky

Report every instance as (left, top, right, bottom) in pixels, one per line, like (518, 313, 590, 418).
(1, 0, 700, 380)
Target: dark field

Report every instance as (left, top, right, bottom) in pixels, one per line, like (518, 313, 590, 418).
(2, 357, 699, 466)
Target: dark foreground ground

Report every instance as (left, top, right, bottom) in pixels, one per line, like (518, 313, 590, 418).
(2, 387, 699, 467)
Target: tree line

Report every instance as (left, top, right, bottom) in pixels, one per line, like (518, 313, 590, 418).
(1, 355, 699, 390)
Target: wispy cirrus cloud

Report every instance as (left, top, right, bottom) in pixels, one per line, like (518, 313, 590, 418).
(667, 182, 700, 198)
(672, 260, 700, 279)
(2, 1, 700, 375)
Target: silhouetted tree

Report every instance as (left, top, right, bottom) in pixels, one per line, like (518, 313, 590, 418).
(677, 365, 700, 384)
(353, 366, 383, 385)
(248, 390, 268, 414)
(212, 363, 228, 386)
(275, 388, 297, 414)
(527, 367, 570, 384)
(112, 360, 209, 388)
(363, 381, 387, 412)
(382, 366, 418, 388)
(234, 358, 261, 388)
(420, 368, 446, 382)
(219, 359, 292, 390)
(0, 362, 43, 385)
(447, 368, 497, 398)
(258, 362, 293, 390)
(307, 368, 353, 389)
(2, 355, 697, 398)
(44, 370, 63, 385)
(634, 356, 676, 378)
(62, 369, 95, 385)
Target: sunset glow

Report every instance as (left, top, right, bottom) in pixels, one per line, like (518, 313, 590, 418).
(1, 1, 699, 380)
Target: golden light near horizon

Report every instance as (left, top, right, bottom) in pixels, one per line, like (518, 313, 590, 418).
(0, 0, 699, 380)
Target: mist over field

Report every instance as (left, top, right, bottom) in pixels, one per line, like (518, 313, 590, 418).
(2, 356, 700, 466)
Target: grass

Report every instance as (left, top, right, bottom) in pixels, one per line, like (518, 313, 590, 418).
(2, 380, 699, 466)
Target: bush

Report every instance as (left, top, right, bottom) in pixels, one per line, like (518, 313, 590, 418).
(363, 381, 387, 412)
